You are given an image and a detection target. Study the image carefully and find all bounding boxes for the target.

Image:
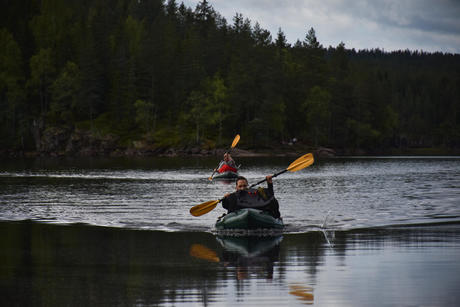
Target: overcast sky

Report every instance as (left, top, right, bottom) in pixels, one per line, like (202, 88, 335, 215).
(181, 0, 460, 54)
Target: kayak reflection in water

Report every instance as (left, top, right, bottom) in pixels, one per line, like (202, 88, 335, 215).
(218, 235, 282, 280)
(222, 176, 281, 219)
(189, 236, 283, 280)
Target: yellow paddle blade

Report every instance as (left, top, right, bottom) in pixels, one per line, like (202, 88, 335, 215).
(287, 153, 314, 172)
(231, 134, 240, 148)
(189, 244, 220, 262)
(190, 199, 220, 217)
(289, 284, 314, 303)
(289, 153, 314, 167)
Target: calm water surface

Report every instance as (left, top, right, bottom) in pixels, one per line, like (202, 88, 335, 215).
(1, 156, 460, 306)
(1, 156, 459, 231)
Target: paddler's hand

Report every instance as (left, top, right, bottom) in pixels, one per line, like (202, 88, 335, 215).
(266, 175, 273, 184)
(224, 193, 230, 198)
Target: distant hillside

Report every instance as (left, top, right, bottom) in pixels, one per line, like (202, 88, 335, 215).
(1, 0, 459, 156)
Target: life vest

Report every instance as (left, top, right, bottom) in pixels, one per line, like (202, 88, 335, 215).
(218, 163, 237, 173)
(235, 188, 274, 208)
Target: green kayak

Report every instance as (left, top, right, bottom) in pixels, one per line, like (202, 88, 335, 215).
(215, 208, 284, 230)
(213, 171, 239, 180)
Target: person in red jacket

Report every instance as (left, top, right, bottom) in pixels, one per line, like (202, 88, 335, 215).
(215, 152, 238, 173)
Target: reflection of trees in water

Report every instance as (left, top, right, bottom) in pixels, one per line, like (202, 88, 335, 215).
(0, 221, 222, 307)
(278, 231, 330, 280)
(212, 234, 318, 304)
(1, 221, 341, 306)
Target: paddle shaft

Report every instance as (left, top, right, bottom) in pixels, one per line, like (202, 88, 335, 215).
(249, 169, 287, 188)
(192, 152, 313, 217)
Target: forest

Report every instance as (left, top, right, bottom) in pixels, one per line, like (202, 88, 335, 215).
(1, 0, 459, 156)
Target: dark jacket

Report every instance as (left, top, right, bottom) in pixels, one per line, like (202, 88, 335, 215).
(222, 182, 281, 219)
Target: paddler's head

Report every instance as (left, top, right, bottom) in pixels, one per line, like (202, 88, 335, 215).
(235, 176, 248, 191)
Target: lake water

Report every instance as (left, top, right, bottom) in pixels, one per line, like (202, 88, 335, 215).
(1, 156, 460, 306)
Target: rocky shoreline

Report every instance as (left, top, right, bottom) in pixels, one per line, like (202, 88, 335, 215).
(2, 145, 458, 159)
(0, 145, 337, 159)
(0, 126, 338, 158)
(1, 127, 457, 158)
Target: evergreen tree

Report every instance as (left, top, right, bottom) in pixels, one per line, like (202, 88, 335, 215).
(303, 86, 331, 146)
(1, 0, 459, 154)
(49, 61, 81, 125)
(0, 29, 26, 148)
(28, 48, 55, 115)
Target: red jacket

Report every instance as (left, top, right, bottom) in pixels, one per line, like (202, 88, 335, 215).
(218, 162, 237, 173)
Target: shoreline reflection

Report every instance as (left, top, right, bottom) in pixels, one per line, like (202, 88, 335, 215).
(1, 221, 459, 306)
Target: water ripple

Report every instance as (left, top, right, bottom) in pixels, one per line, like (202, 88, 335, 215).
(1, 157, 459, 232)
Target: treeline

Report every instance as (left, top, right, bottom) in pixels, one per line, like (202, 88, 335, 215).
(1, 0, 459, 154)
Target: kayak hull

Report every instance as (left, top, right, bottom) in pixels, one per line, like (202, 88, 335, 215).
(216, 235, 283, 257)
(213, 171, 239, 180)
(215, 208, 284, 230)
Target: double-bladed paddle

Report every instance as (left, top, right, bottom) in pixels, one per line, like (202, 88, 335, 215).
(190, 152, 315, 217)
(248, 152, 314, 188)
(208, 134, 240, 181)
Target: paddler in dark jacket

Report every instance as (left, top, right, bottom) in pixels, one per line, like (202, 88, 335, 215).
(222, 176, 281, 219)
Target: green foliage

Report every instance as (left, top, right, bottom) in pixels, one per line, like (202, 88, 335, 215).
(49, 61, 81, 124)
(28, 48, 56, 115)
(134, 99, 155, 132)
(382, 104, 399, 138)
(0, 29, 23, 87)
(180, 73, 229, 145)
(303, 86, 331, 146)
(0, 28, 26, 148)
(304, 27, 321, 49)
(1, 0, 459, 153)
(263, 96, 286, 139)
(346, 118, 381, 149)
(153, 126, 182, 148)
